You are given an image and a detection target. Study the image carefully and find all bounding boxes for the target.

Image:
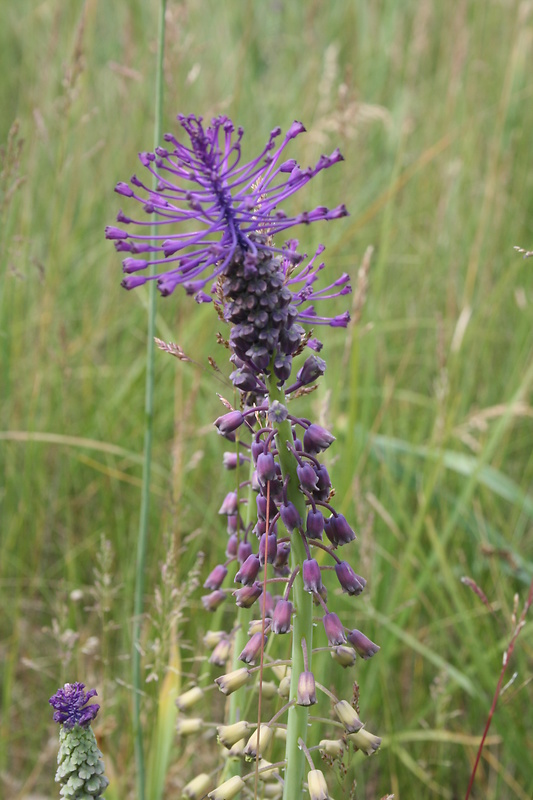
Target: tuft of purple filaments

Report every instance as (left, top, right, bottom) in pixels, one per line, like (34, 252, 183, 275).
(49, 682, 100, 728)
(106, 114, 350, 323)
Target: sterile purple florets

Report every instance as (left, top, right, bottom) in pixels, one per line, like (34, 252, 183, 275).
(49, 682, 100, 729)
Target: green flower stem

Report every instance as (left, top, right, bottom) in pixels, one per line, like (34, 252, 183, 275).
(132, 4, 166, 800)
(266, 377, 314, 800)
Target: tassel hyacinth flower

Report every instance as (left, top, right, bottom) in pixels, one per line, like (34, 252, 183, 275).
(49, 683, 109, 799)
(109, 115, 380, 799)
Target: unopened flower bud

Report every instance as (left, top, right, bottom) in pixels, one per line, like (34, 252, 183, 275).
(222, 452, 246, 470)
(271, 664, 290, 681)
(204, 564, 228, 590)
(297, 355, 326, 386)
(259, 590, 275, 618)
(176, 686, 203, 711)
(210, 637, 232, 667)
(334, 700, 363, 733)
(239, 632, 267, 665)
(278, 675, 291, 699)
(297, 463, 319, 492)
(307, 768, 329, 800)
(347, 727, 382, 755)
(324, 513, 356, 546)
(297, 671, 317, 706)
(346, 629, 380, 659)
(201, 590, 226, 611)
(215, 668, 251, 695)
(256, 681, 277, 699)
(259, 533, 278, 565)
(237, 540, 253, 564)
(280, 501, 302, 532)
(306, 509, 324, 539)
(331, 645, 357, 668)
(227, 738, 246, 757)
(234, 582, 263, 608)
(227, 515, 239, 535)
(274, 541, 291, 569)
(203, 630, 226, 649)
(176, 717, 203, 736)
(182, 773, 211, 799)
(219, 492, 238, 516)
(244, 724, 274, 759)
(256, 452, 277, 483)
(302, 558, 322, 592)
(256, 759, 279, 780)
(271, 599, 292, 634)
(214, 411, 244, 436)
(208, 775, 245, 800)
(303, 424, 335, 455)
(226, 534, 238, 557)
(318, 739, 344, 758)
(323, 612, 346, 646)
(235, 554, 261, 585)
(217, 720, 250, 748)
(334, 562, 366, 595)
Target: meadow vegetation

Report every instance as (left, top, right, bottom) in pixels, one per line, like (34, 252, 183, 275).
(1, 1, 533, 798)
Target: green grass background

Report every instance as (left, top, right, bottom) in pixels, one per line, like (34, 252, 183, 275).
(1, 0, 533, 798)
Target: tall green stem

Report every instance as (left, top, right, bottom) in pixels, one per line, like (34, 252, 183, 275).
(266, 378, 314, 800)
(132, 4, 166, 799)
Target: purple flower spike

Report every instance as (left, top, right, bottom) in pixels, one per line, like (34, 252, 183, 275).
(49, 682, 100, 729)
(306, 509, 324, 539)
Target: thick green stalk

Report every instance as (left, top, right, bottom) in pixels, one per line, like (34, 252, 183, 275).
(132, 4, 166, 800)
(266, 377, 314, 800)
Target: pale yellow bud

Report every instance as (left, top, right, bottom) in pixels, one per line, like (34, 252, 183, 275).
(208, 775, 246, 800)
(307, 768, 329, 800)
(334, 700, 363, 733)
(256, 680, 278, 699)
(215, 667, 251, 695)
(182, 773, 211, 799)
(318, 738, 344, 757)
(217, 720, 250, 748)
(331, 645, 357, 668)
(227, 737, 246, 757)
(271, 663, 290, 681)
(257, 759, 279, 780)
(176, 717, 203, 736)
(244, 724, 274, 759)
(278, 675, 291, 699)
(203, 630, 226, 648)
(176, 686, 204, 711)
(347, 727, 382, 755)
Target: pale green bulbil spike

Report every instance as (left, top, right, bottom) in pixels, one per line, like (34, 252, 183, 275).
(55, 724, 109, 799)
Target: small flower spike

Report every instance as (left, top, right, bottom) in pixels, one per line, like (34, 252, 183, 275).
(50, 683, 108, 799)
